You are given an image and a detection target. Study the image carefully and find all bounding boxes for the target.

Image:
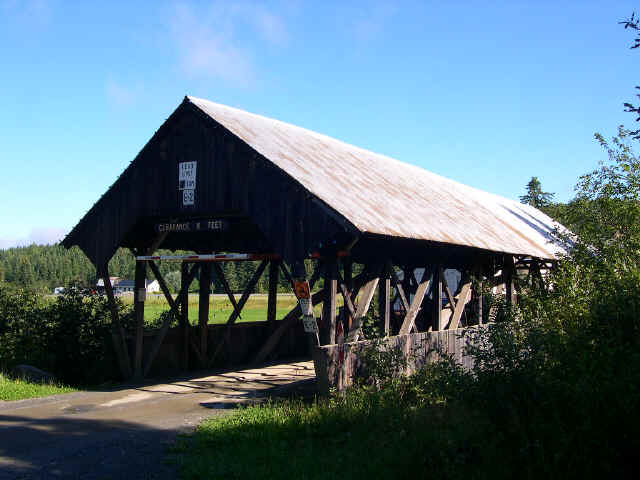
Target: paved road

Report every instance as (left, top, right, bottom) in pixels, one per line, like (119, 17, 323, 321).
(0, 361, 316, 479)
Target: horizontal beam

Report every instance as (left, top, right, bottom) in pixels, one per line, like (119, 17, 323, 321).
(136, 251, 351, 263)
(136, 253, 280, 262)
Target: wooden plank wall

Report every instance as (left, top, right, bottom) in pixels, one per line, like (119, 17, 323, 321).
(65, 101, 351, 269)
(313, 326, 487, 394)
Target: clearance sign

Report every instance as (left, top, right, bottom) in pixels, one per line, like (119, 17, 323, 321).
(178, 161, 197, 206)
(294, 280, 318, 334)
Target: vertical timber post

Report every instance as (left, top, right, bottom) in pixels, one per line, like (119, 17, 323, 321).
(267, 260, 280, 331)
(320, 259, 337, 345)
(379, 265, 391, 336)
(103, 268, 132, 379)
(199, 263, 212, 365)
(343, 257, 353, 333)
(473, 262, 484, 326)
(432, 266, 443, 331)
(504, 254, 516, 310)
(180, 262, 189, 370)
(477, 273, 484, 325)
(133, 259, 147, 379)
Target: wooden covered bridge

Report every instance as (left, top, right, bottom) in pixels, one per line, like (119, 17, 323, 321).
(63, 96, 565, 382)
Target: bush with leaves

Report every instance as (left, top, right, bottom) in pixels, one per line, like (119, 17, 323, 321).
(0, 284, 48, 372)
(0, 285, 133, 385)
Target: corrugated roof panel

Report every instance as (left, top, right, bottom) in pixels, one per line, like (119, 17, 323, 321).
(188, 96, 565, 259)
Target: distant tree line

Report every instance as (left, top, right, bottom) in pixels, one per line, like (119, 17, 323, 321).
(0, 245, 293, 294)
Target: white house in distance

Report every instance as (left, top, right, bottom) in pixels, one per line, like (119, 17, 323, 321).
(96, 277, 160, 295)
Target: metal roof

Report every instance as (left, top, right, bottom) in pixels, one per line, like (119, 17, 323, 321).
(187, 96, 565, 259)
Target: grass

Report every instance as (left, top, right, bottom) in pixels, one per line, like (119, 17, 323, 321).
(0, 372, 77, 401)
(120, 293, 340, 324)
(169, 386, 488, 480)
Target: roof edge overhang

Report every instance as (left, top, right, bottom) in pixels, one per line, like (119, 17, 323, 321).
(62, 97, 361, 268)
(61, 99, 196, 267)
(183, 97, 361, 239)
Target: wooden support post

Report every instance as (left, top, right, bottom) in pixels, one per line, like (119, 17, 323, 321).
(432, 266, 443, 331)
(387, 262, 410, 313)
(209, 260, 269, 364)
(133, 260, 147, 379)
(132, 232, 169, 378)
(346, 265, 382, 343)
(253, 269, 368, 365)
(267, 260, 280, 329)
(345, 277, 378, 342)
(320, 259, 338, 345)
(402, 267, 413, 300)
(279, 262, 295, 290)
(442, 274, 457, 314)
(399, 275, 431, 335)
(148, 261, 177, 310)
(211, 263, 243, 320)
(142, 263, 199, 377)
(446, 278, 472, 330)
(103, 268, 132, 380)
(379, 265, 391, 336)
(225, 260, 268, 326)
(180, 262, 190, 370)
(338, 280, 358, 320)
(504, 254, 516, 310)
(476, 271, 484, 325)
(199, 263, 212, 365)
(343, 257, 353, 332)
(252, 267, 327, 365)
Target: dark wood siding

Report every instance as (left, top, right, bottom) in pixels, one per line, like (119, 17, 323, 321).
(63, 100, 353, 269)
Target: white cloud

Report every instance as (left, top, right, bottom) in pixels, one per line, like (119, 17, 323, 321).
(169, 1, 289, 85)
(338, 1, 398, 50)
(0, 227, 67, 250)
(28, 227, 66, 245)
(237, 3, 288, 46)
(1, 0, 53, 27)
(105, 78, 140, 108)
(0, 235, 21, 250)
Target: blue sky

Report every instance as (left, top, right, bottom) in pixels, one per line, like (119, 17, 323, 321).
(1, 0, 638, 248)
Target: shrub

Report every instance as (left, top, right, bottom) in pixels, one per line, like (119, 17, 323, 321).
(0, 285, 132, 385)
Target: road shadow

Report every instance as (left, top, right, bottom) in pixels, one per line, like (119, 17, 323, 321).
(0, 414, 181, 480)
(0, 359, 317, 479)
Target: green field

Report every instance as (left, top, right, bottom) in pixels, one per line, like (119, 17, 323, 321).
(122, 293, 306, 324)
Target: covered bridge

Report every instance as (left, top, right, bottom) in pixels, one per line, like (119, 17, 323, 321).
(63, 96, 565, 381)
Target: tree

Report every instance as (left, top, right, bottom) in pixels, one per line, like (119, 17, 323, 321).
(519, 176, 554, 209)
(620, 13, 640, 138)
(561, 126, 640, 269)
(164, 270, 181, 293)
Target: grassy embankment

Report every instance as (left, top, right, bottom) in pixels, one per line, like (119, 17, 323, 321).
(0, 372, 76, 401)
(168, 367, 491, 480)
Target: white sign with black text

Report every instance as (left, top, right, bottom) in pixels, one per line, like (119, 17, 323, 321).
(182, 189, 195, 206)
(302, 315, 318, 333)
(178, 161, 197, 206)
(178, 162, 197, 190)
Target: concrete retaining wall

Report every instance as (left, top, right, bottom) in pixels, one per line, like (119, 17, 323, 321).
(313, 327, 484, 394)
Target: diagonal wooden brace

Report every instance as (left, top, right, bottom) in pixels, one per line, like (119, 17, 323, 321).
(142, 263, 200, 377)
(399, 276, 431, 335)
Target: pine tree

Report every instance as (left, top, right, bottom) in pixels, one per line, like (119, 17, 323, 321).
(520, 176, 555, 209)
